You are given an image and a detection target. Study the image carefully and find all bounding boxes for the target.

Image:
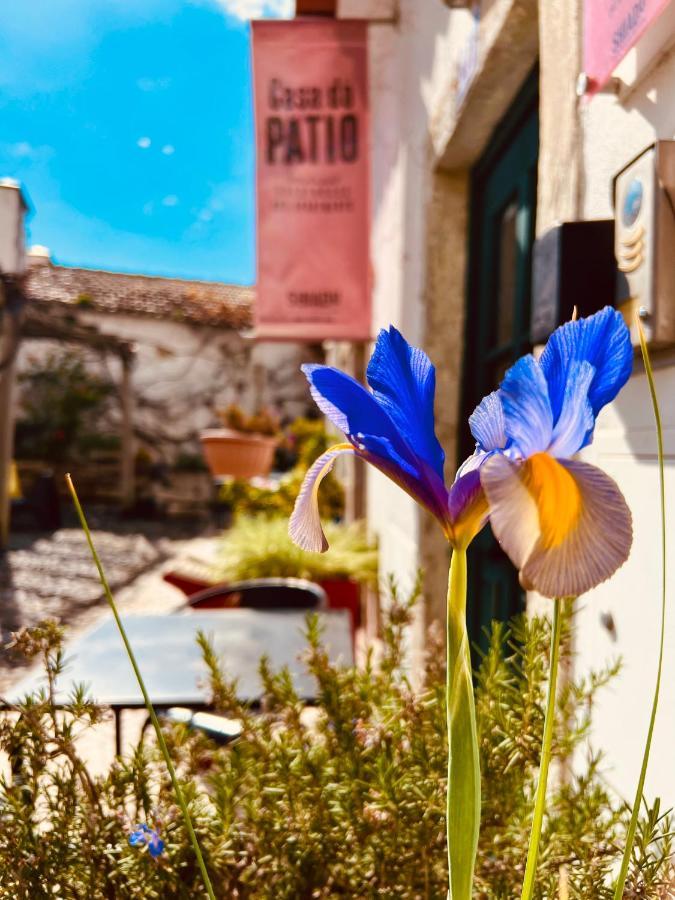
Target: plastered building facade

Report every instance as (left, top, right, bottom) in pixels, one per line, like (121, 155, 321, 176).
(328, 0, 675, 800)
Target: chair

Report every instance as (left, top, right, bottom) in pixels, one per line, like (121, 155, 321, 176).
(187, 576, 327, 611)
(161, 708, 243, 746)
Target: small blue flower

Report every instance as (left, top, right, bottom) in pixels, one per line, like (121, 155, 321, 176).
(129, 823, 165, 858)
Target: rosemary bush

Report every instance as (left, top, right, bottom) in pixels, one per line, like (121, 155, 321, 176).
(1, 586, 672, 898)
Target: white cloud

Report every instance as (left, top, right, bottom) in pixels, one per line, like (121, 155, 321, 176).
(161, 144, 175, 156)
(2, 141, 54, 162)
(162, 194, 179, 207)
(137, 136, 152, 149)
(188, 180, 246, 238)
(10, 142, 33, 158)
(137, 76, 171, 92)
(206, 0, 294, 21)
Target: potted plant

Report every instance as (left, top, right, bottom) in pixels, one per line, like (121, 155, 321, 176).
(207, 516, 378, 634)
(199, 405, 280, 479)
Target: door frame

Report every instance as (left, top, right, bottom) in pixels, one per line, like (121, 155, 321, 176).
(461, 67, 539, 456)
(459, 67, 539, 654)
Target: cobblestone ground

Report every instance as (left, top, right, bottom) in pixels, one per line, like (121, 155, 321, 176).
(0, 514, 221, 773)
(0, 512, 215, 692)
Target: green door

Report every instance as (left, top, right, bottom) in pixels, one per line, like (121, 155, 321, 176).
(461, 72, 538, 655)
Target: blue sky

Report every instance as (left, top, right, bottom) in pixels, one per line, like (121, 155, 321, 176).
(0, 0, 292, 284)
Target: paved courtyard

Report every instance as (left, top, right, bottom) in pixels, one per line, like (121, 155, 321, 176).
(0, 513, 218, 691)
(0, 514, 223, 773)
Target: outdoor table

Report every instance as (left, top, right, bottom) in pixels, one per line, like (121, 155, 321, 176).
(5, 609, 354, 754)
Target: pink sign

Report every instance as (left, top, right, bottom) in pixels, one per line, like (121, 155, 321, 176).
(584, 0, 671, 95)
(252, 19, 371, 341)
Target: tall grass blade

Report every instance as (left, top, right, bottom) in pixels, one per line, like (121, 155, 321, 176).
(66, 475, 217, 900)
(613, 322, 667, 898)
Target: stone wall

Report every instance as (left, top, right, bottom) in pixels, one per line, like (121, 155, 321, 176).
(15, 311, 321, 466)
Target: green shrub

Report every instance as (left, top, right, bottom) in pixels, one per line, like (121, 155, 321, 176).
(218, 468, 345, 522)
(15, 350, 116, 463)
(216, 404, 280, 437)
(1, 588, 672, 898)
(218, 417, 346, 522)
(210, 516, 378, 586)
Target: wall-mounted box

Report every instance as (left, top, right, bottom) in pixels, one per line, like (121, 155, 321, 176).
(614, 141, 675, 347)
(530, 219, 616, 344)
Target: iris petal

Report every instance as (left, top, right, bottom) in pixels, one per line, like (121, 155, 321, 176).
(478, 454, 540, 577)
(469, 390, 507, 451)
(499, 355, 553, 458)
(455, 449, 492, 479)
(359, 433, 451, 527)
(481, 452, 632, 598)
(539, 306, 633, 420)
(301, 365, 396, 442)
(366, 326, 446, 480)
(548, 360, 595, 457)
(289, 443, 354, 552)
(448, 469, 489, 548)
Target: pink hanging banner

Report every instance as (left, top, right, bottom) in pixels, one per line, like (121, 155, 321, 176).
(584, 0, 671, 96)
(252, 19, 371, 341)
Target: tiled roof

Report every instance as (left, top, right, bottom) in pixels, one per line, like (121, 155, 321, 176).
(23, 257, 254, 329)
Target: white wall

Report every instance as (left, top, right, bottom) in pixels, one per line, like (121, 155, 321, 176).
(579, 371, 675, 804)
(16, 313, 318, 464)
(575, 38, 675, 801)
(366, 2, 456, 597)
(365, 0, 675, 803)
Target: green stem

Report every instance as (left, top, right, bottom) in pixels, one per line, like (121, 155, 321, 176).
(446, 547, 480, 900)
(66, 475, 216, 900)
(613, 325, 667, 899)
(520, 596, 563, 900)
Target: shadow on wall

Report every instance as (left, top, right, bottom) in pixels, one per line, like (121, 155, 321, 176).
(610, 356, 675, 467)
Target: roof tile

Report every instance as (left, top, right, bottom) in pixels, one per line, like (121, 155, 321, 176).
(24, 259, 254, 329)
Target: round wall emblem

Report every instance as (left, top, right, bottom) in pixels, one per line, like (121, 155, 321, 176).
(622, 178, 643, 228)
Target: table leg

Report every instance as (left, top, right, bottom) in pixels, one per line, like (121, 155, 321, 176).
(113, 707, 122, 756)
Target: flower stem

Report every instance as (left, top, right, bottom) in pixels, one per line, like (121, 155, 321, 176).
(613, 324, 667, 899)
(520, 595, 563, 900)
(66, 475, 216, 900)
(446, 547, 480, 900)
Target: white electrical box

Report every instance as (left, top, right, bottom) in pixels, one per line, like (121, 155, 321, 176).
(614, 141, 675, 346)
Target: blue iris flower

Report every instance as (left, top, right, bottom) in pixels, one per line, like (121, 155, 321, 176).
(129, 823, 165, 858)
(465, 305, 634, 597)
(290, 306, 634, 599)
(289, 325, 487, 553)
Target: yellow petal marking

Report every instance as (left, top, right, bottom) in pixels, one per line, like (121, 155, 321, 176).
(522, 452, 582, 549)
(452, 491, 490, 550)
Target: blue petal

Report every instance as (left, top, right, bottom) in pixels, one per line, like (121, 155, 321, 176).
(539, 306, 633, 421)
(499, 355, 553, 458)
(355, 433, 420, 482)
(455, 448, 499, 479)
(148, 834, 165, 858)
(358, 432, 450, 526)
(447, 468, 489, 547)
(302, 364, 396, 442)
(548, 360, 595, 457)
(366, 327, 446, 480)
(469, 390, 507, 451)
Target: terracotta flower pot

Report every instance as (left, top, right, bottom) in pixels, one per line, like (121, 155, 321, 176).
(199, 428, 278, 479)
